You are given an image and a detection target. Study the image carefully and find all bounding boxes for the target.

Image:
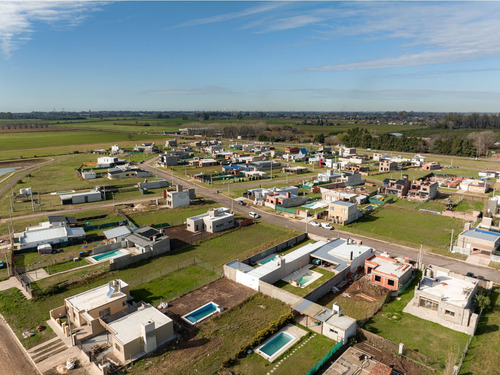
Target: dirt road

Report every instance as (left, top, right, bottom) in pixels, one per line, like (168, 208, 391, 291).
(0, 315, 40, 375)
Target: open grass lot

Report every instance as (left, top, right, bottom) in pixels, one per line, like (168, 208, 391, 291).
(227, 328, 336, 375)
(125, 293, 291, 375)
(274, 266, 335, 297)
(341, 205, 465, 255)
(365, 275, 469, 368)
(459, 287, 500, 375)
(367, 168, 431, 183)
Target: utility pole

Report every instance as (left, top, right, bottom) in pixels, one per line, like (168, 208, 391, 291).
(30, 190, 35, 212)
(449, 229, 454, 252)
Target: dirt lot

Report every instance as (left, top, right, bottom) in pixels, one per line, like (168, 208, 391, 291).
(355, 341, 430, 375)
(162, 225, 216, 250)
(0, 317, 40, 375)
(161, 277, 256, 321)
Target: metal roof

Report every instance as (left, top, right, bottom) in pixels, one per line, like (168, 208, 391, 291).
(103, 226, 131, 239)
(461, 229, 500, 243)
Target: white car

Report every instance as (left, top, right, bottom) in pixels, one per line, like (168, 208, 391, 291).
(310, 221, 320, 227)
(249, 212, 260, 219)
(321, 222, 333, 230)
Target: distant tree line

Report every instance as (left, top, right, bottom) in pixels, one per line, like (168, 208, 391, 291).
(436, 113, 500, 129)
(338, 127, 481, 157)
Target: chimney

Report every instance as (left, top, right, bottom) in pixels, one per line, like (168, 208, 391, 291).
(141, 318, 157, 353)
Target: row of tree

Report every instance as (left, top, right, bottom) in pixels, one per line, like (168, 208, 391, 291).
(437, 113, 500, 129)
(337, 128, 485, 157)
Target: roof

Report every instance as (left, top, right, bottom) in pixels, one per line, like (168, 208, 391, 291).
(48, 215, 78, 225)
(21, 226, 68, 245)
(460, 229, 500, 243)
(325, 312, 356, 330)
(60, 190, 101, 200)
(311, 239, 372, 271)
(330, 200, 356, 208)
(107, 304, 172, 345)
(419, 270, 477, 308)
(134, 226, 160, 239)
(367, 254, 412, 278)
(66, 280, 128, 312)
(324, 347, 392, 375)
(293, 299, 331, 320)
(103, 226, 131, 239)
(126, 234, 153, 248)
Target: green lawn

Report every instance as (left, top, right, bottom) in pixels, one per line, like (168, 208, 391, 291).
(228, 329, 336, 375)
(365, 274, 469, 368)
(317, 291, 387, 322)
(274, 266, 335, 297)
(126, 293, 291, 375)
(341, 205, 465, 255)
(459, 287, 500, 375)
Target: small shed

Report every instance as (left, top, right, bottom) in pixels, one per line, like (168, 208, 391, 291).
(37, 243, 53, 254)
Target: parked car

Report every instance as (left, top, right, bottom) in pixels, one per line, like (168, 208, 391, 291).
(466, 272, 474, 278)
(310, 221, 320, 227)
(249, 212, 260, 219)
(237, 200, 247, 206)
(321, 222, 333, 230)
(0, 261, 4, 268)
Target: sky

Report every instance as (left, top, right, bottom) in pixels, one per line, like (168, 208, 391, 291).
(1, 1, 500, 113)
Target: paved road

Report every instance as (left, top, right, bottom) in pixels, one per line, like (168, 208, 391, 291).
(143, 158, 500, 284)
(0, 315, 40, 375)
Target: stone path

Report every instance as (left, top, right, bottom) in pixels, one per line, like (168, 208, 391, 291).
(266, 333, 316, 375)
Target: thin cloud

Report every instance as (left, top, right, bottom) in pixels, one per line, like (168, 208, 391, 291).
(0, 1, 105, 58)
(145, 87, 236, 95)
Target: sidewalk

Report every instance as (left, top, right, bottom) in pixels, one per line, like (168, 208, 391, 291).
(0, 277, 32, 299)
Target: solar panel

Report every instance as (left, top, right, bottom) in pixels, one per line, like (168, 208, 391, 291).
(106, 287, 115, 298)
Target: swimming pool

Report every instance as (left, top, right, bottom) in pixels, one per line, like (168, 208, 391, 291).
(260, 332, 293, 357)
(182, 302, 220, 325)
(260, 255, 278, 265)
(296, 272, 314, 285)
(91, 250, 127, 262)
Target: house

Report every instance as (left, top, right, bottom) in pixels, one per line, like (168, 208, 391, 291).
(48, 215, 78, 227)
(381, 176, 411, 197)
(165, 139, 177, 148)
(165, 185, 195, 208)
(344, 164, 369, 174)
(379, 160, 398, 172)
(339, 171, 364, 186)
(455, 228, 500, 256)
(348, 156, 365, 164)
(111, 145, 122, 154)
(328, 201, 362, 225)
(282, 153, 306, 162)
(186, 207, 234, 233)
(321, 303, 357, 344)
(412, 154, 426, 167)
(479, 169, 500, 178)
(133, 143, 158, 153)
(199, 158, 218, 167)
(107, 166, 152, 180)
(123, 226, 170, 254)
(421, 161, 441, 171)
(403, 266, 479, 334)
(18, 221, 86, 250)
(51, 280, 174, 364)
(338, 145, 356, 157)
(285, 147, 300, 154)
(81, 171, 96, 180)
(372, 153, 389, 162)
(158, 154, 178, 167)
(60, 189, 103, 205)
(265, 191, 308, 208)
(138, 179, 168, 190)
(317, 170, 341, 183)
(103, 226, 132, 243)
(97, 156, 126, 168)
(106, 303, 174, 363)
(407, 180, 439, 202)
(244, 186, 299, 202)
(282, 166, 308, 174)
(365, 252, 413, 292)
(459, 179, 490, 194)
(248, 160, 281, 171)
(324, 346, 394, 375)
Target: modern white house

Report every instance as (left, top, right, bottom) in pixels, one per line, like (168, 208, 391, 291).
(186, 207, 234, 233)
(60, 189, 103, 205)
(165, 185, 195, 208)
(18, 221, 86, 250)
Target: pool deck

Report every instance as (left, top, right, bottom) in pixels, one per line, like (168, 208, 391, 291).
(256, 324, 307, 362)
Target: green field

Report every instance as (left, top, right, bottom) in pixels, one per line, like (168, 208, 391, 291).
(459, 288, 500, 375)
(274, 266, 335, 297)
(341, 205, 465, 255)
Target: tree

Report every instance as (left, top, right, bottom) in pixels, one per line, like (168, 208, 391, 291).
(315, 133, 325, 144)
(468, 130, 497, 156)
(475, 294, 491, 313)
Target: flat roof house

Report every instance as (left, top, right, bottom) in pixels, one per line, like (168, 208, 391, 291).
(328, 201, 362, 225)
(365, 252, 413, 292)
(381, 176, 411, 197)
(407, 180, 439, 202)
(265, 191, 308, 208)
(124, 226, 170, 255)
(379, 160, 398, 172)
(324, 346, 393, 375)
(108, 166, 152, 180)
(103, 226, 132, 243)
(403, 266, 479, 334)
(165, 184, 195, 208)
(186, 207, 235, 233)
(456, 228, 500, 256)
(422, 161, 441, 171)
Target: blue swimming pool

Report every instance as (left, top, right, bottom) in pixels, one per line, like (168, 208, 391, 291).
(183, 302, 219, 324)
(91, 250, 126, 262)
(296, 272, 314, 285)
(260, 255, 278, 265)
(260, 332, 293, 357)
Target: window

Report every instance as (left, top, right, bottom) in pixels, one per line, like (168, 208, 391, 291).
(115, 343, 121, 352)
(387, 279, 395, 287)
(329, 328, 338, 334)
(445, 309, 455, 317)
(374, 275, 381, 282)
(419, 297, 438, 311)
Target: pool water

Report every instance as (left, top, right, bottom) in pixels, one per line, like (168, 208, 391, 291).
(296, 272, 314, 285)
(184, 302, 218, 324)
(92, 250, 125, 261)
(260, 332, 293, 357)
(260, 255, 278, 265)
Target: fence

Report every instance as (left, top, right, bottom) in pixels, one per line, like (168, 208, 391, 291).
(305, 340, 343, 375)
(84, 221, 126, 231)
(397, 273, 416, 295)
(242, 233, 307, 265)
(12, 266, 34, 298)
(114, 207, 137, 229)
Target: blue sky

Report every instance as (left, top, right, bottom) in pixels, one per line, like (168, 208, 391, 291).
(1, 1, 500, 112)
